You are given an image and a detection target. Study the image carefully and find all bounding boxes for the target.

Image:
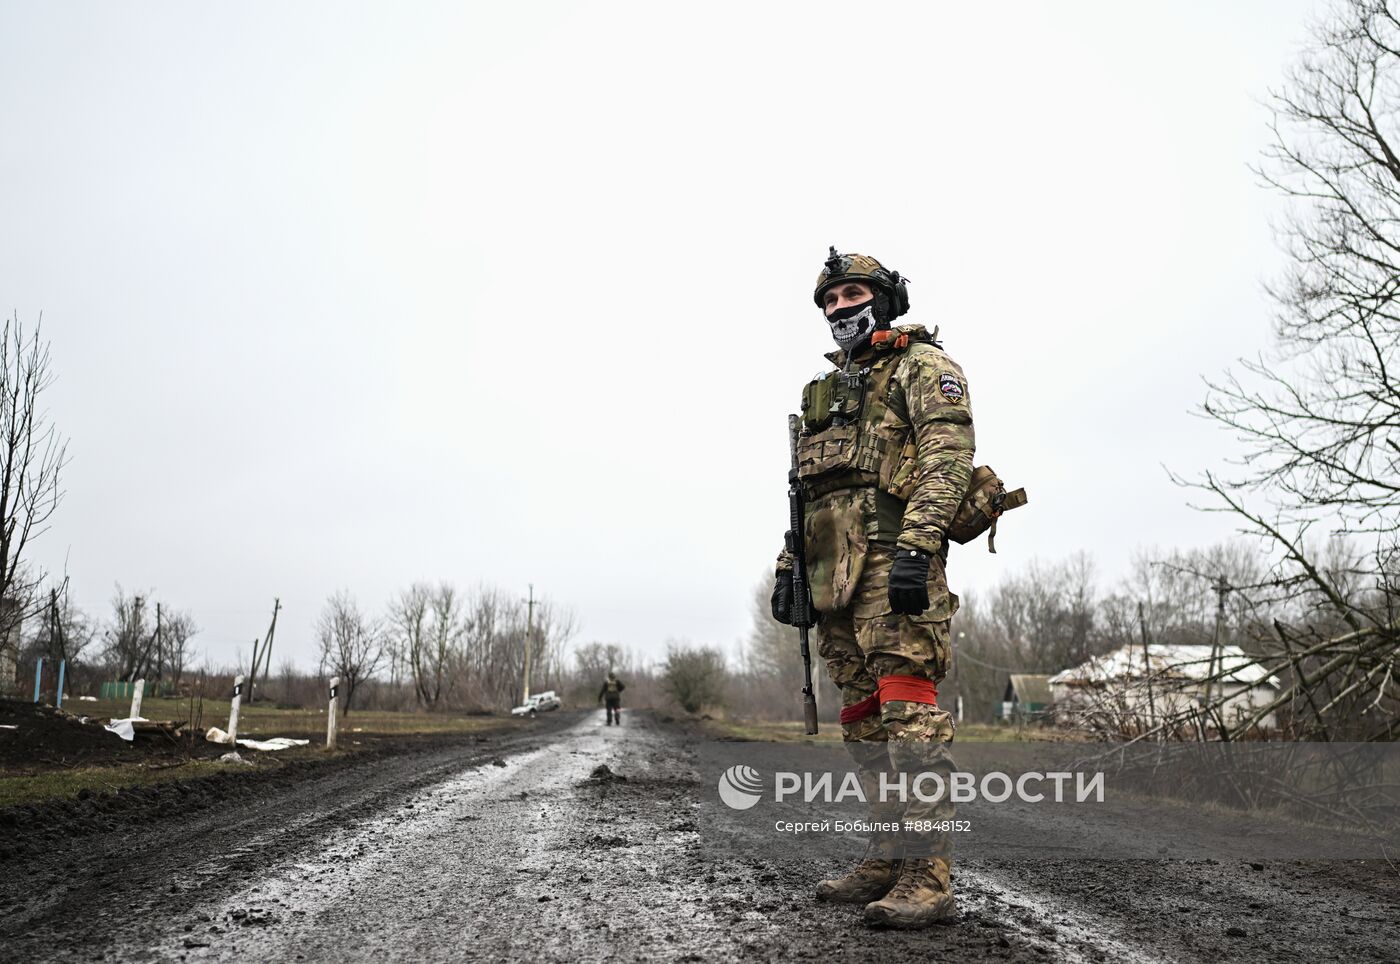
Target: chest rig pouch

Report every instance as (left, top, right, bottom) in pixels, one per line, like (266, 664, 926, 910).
(801, 369, 866, 429)
(796, 369, 873, 491)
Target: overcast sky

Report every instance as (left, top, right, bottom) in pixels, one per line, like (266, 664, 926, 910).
(0, 1, 1320, 671)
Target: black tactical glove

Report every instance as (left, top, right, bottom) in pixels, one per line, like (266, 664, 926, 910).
(888, 548, 932, 615)
(771, 569, 795, 625)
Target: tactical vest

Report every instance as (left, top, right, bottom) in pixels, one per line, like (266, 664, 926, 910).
(795, 327, 930, 530)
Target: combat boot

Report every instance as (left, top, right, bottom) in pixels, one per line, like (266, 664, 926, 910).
(862, 857, 954, 928)
(815, 857, 900, 904)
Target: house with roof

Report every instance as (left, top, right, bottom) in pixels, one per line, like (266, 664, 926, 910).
(1049, 643, 1279, 733)
(996, 674, 1053, 723)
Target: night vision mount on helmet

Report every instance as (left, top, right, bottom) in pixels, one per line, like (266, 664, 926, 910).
(814, 246, 911, 321)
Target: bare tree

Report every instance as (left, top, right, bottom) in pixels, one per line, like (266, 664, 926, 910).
(573, 641, 634, 682)
(527, 597, 577, 696)
(1177, 0, 1400, 738)
(389, 583, 429, 699)
(662, 640, 728, 714)
(103, 587, 156, 681)
(277, 657, 299, 705)
(423, 583, 466, 705)
(316, 590, 384, 712)
(958, 553, 1102, 680)
(459, 584, 510, 708)
(161, 609, 198, 688)
(389, 582, 465, 708)
(455, 584, 577, 711)
(738, 575, 841, 721)
(23, 581, 95, 668)
(98, 588, 199, 688)
(0, 316, 69, 660)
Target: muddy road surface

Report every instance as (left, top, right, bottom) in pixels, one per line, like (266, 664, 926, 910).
(3, 711, 1397, 962)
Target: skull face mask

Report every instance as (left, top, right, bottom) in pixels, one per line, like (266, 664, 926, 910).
(825, 300, 878, 351)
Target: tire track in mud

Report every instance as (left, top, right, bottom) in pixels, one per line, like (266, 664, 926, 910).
(953, 866, 1166, 964)
(0, 716, 575, 962)
(9, 712, 1395, 962)
(128, 713, 1174, 963)
(137, 714, 737, 961)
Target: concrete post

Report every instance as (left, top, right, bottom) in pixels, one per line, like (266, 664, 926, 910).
(326, 677, 340, 750)
(228, 674, 244, 747)
(129, 678, 145, 719)
(32, 657, 44, 702)
(55, 660, 66, 709)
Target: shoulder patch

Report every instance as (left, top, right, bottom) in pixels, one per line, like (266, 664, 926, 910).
(938, 372, 965, 403)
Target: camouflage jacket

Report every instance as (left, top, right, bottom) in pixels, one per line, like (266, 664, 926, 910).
(779, 324, 975, 608)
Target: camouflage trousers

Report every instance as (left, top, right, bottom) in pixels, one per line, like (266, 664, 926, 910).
(816, 544, 957, 860)
(815, 544, 957, 745)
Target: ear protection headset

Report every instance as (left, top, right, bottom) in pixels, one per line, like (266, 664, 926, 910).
(883, 268, 911, 320)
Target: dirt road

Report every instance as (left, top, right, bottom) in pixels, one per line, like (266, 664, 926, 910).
(2, 711, 1396, 962)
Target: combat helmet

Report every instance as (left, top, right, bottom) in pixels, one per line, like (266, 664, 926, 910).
(813, 246, 910, 320)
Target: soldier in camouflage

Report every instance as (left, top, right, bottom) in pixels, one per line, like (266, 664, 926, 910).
(771, 248, 972, 928)
(598, 671, 625, 726)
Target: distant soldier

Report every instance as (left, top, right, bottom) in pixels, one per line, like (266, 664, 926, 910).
(598, 671, 625, 726)
(772, 248, 972, 928)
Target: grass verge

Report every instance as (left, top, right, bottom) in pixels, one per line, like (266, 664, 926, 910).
(0, 757, 289, 808)
(701, 718, 1071, 743)
(3, 701, 510, 808)
(72, 696, 502, 738)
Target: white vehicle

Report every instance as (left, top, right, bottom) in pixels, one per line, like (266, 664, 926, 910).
(510, 690, 561, 717)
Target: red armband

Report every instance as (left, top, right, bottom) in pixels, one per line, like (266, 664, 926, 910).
(838, 694, 880, 724)
(876, 674, 938, 706)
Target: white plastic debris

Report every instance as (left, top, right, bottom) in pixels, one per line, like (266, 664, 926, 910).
(204, 727, 309, 751)
(235, 737, 310, 752)
(104, 718, 137, 742)
(0, 724, 18, 731)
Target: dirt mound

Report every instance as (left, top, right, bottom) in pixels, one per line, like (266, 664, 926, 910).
(586, 763, 626, 782)
(0, 700, 131, 767)
(0, 699, 220, 771)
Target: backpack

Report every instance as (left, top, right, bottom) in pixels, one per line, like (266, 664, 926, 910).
(947, 466, 1028, 553)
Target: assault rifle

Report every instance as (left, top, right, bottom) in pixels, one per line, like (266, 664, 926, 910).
(787, 414, 820, 735)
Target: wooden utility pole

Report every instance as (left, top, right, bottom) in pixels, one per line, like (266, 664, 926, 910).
(154, 603, 163, 684)
(47, 588, 69, 665)
(131, 594, 150, 681)
(522, 584, 535, 705)
(249, 598, 280, 701)
(1202, 576, 1230, 716)
(1137, 600, 1157, 727)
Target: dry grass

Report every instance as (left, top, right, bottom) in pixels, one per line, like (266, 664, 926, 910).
(3, 700, 509, 808)
(0, 758, 253, 808)
(74, 696, 501, 738)
(702, 718, 1069, 744)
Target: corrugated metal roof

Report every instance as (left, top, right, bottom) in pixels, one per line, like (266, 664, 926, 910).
(1048, 644, 1279, 688)
(1007, 674, 1053, 705)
